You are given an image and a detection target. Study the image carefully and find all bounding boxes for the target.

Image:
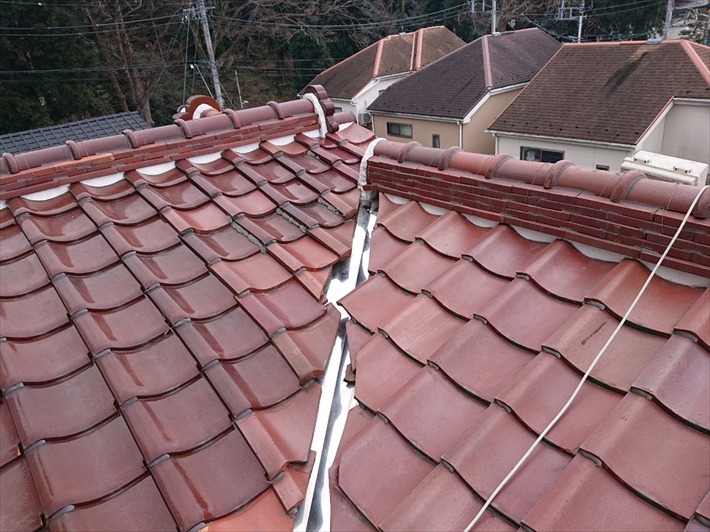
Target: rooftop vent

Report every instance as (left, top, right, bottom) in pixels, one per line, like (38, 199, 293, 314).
(621, 150, 708, 186)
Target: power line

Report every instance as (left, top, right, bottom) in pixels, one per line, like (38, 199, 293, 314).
(0, 13, 179, 31)
(0, 19, 180, 37)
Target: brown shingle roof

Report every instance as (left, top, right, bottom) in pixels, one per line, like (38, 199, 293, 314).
(368, 28, 561, 120)
(489, 40, 710, 145)
(303, 26, 465, 100)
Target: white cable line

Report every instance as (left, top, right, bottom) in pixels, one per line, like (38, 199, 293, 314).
(464, 184, 710, 532)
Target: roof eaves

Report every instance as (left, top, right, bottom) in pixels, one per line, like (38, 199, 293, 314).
(486, 129, 638, 150)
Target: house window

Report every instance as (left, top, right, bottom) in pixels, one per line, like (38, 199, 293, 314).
(595, 164, 610, 171)
(334, 106, 343, 113)
(387, 122, 413, 138)
(432, 134, 440, 148)
(521, 147, 564, 163)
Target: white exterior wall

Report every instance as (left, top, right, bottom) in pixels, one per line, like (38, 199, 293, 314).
(497, 136, 632, 171)
(330, 99, 357, 118)
(661, 103, 710, 164)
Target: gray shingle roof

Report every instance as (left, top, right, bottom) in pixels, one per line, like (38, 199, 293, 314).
(368, 28, 561, 120)
(0, 112, 150, 155)
(488, 40, 710, 145)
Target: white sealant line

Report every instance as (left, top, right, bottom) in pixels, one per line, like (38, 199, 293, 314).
(464, 184, 710, 532)
(302, 93, 327, 138)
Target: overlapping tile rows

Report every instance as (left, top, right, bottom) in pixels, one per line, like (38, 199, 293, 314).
(0, 120, 374, 531)
(332, 193, 710, 531)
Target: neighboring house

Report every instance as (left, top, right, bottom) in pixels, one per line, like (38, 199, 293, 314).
(302, 26, 465, 127)
(488, 40, 710, 171)
(368, 28, 561, 153)
(0, 112, 150, 155)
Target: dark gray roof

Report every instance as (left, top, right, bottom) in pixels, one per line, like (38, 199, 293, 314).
(368, 28, 561, 120)
(303, 26, 465, 100)
(0, 112, 150, 155)
(489, 40, 710, 146)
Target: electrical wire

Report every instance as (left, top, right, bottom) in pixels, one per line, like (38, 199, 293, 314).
(0, 13, 179, 31)
(463, 183, 710, 531)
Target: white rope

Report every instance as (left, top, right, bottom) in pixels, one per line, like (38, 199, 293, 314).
(464, 184, 710, 531)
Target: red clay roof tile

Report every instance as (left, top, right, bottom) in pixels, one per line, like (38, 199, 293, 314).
(150, 429, 269, 531)
(366, 226, 410, 275)
(6, 364, 115, 447)
(73, 297, 168, 354)
(338, 274, 415, 333)
(379, 366, 487, 461)
(631, 334, 709, 432)
(175, 305, 268, 366)
(380, 294, 466, 364)
(236, 382, 321, 479)
(0, 398, 20, 468)
(353, 334, 423, 412)
(380, 466, 516, 532)
(26, 416, 145, 517)
(0, 92, 362, 529)
(0, 286, 68, 339)
(443, 405, 572, 524)
(495, 352, 623, 454)
(0, 458, 43, 532)
(204, 343, 301, 416)
(34, 234, 118, 277)
(581, 393, 710, 520)
(96, 333, 199, 403)
(522, 454, 685, 532)
(380, 241, 457, 293)
(52, 263, 142, 314)
(0, 326, 89, 390)
(338, 417, 435, 527)
(122, 377, 231, 463)
(47, 476, 177, 532)
(425, 258, 508, 318)
(0, 253, 48, 298)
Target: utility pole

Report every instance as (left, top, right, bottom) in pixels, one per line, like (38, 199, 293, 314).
(472, 0, 498, 34)
(557, 0, 586, 42)
(194, 0, 223, 109)
(663, 0, 674, 40)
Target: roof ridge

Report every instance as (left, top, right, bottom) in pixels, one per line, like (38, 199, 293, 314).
(373, 39, 385, 78)
(0, 86, 351, 199)
(415, 27, 425, 70)
(680, 39, 710, 85)
(367, 141, 710, 277)
(481, 34, 493, 89)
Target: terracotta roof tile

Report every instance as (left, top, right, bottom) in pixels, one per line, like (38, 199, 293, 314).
(522, 454, 685, 532)
(0, 91, 364, 529)
(581, 393, 710, 520)
(0, 458, 43, 532)
(333, 153, 709, 532)
(48, 476, 177, 532)
(150, 428, 269, 531)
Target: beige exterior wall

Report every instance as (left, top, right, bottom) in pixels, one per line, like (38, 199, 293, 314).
(661, 103, 709, 164)
(372, 114, 460, 149)
(496, 136, 632, 172)
(462, 89, 522, 154)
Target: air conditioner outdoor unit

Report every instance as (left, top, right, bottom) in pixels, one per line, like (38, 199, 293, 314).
(621, 151, 708, 187)
(358, 113, 372, 126)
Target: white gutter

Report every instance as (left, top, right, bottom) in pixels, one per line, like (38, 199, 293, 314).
(489, 82, 527, 96)
(487, 129, 637, 150)
(368, 110, 461, 124)
(458, 121, 463, 148)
